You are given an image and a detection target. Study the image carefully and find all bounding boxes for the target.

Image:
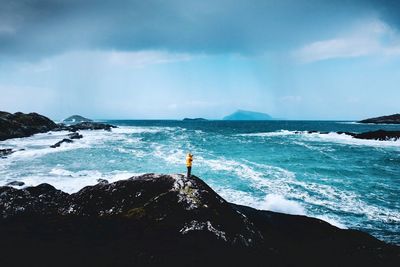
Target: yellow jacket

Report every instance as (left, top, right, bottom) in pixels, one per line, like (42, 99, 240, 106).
(186, 154, 193, 167)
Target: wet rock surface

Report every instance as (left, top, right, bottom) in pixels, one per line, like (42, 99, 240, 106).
(0, 174, 398, 266)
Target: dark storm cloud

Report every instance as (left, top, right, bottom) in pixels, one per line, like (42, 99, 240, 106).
(0, 0, 399, 60)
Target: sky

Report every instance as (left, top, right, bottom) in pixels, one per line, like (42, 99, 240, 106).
(0, 0, 400, 120)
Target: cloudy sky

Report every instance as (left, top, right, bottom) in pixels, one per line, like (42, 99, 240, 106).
(0, 0, 399, 120)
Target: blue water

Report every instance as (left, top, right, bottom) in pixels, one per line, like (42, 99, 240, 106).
(0, 120, 399, 244)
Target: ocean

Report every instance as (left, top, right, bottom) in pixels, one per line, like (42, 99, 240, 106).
(0, 120, 399, 245)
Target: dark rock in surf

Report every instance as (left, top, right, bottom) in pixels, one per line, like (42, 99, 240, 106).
(0, 174, 398, 267)
(351, 130, 400, 141)
(50, 138, 73, 148)
(0, 148, 14, 158)
(68, 132, 83, 139)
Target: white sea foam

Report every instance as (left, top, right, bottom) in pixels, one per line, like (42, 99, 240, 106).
(237, 130, 297, 137)
(238, 130, 400, 148)
(2, 168, 142, 193)
(303, 132, 400, 148)
(260, 194, 306, 215)
(212, 158, 400, 230)
(216, 187, 346, 228)
(111, 126, 171, 134)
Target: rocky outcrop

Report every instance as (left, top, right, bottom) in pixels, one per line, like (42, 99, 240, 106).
(67, 121, 116, 131)
(0, 111, 116, 144)
(0, 111, 58, 141)
(0, 174, 398, 267)
(359, 114, 400, 124)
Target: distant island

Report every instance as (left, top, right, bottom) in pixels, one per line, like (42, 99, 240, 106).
(359, 114, 400, 124)
(63, 115, 92, 124)
(223, 109, 272, 120)
(182, 118, 208, 121)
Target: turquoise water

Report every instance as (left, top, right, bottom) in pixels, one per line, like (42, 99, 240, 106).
(0, 120, 399, 244)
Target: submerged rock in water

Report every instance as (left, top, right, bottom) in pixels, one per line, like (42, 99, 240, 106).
(0, 111, 58, 141)
(0, 174, 398, 266)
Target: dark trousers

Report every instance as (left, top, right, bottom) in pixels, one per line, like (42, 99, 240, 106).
(187, 167, 191, 177)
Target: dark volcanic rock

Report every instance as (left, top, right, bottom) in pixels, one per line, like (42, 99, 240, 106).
(359, 114, 400, 124)
(0, 174, 398, 267)
(50, 138, 73, 148)
(68, 132, 83, 139)
(68, 121, 116, 131)
(0, 111, 58, 141)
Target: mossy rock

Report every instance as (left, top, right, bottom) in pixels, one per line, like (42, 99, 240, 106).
(125, 207, 146, 218)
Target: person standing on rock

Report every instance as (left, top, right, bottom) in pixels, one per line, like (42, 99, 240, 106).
(186, 153, 193, 177)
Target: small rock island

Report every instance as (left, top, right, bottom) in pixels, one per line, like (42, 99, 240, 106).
(223, 109, 272, 120)
(182, 118, 208, 121)
(63, 115, 93, 124)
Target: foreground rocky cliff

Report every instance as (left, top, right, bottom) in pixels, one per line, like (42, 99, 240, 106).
(0, 174, 398, 267)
